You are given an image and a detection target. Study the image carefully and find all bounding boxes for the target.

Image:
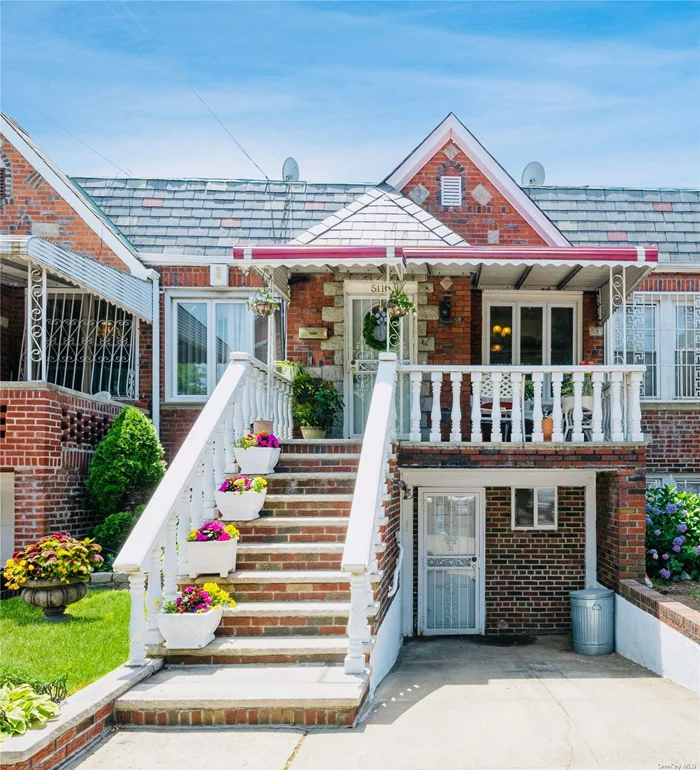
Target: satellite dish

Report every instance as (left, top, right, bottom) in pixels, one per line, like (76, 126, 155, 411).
(521, 161, 545, 186)
(282, 157, 299, 182)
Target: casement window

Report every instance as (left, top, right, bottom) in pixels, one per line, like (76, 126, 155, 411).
(440, 176, 462, 207)
(647, 475, 700, 494)
(512, 487, 557, 530)
(171, 297, 285, 399)
(612, 292, 700, 401)
(484, 294, 580, 366)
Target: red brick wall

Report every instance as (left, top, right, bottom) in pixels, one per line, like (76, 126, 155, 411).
(642, 405, 700, 475)
(286, 274, 336, 368)
(484, 486, 586, 634)
(582, 291, 603, 364)
(637, 273, 700, 293)
(0, 385, 123, 546)
(160, 406, 200, 464)
(374, 448, 401, 631)
(0, 137, 128, 272)
(399, 141, 549, 245)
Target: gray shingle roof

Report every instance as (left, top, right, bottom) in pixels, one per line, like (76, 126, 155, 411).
(72, 176, 699, 263)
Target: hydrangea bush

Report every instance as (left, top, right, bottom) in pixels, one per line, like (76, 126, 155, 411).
(645, 486, 700, 581)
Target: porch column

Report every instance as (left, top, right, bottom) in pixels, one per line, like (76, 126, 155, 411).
(25, 263, 47, 381)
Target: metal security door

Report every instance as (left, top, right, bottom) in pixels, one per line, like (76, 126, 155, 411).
(346, 295, 413, 438)
(419, 490, 484, 635)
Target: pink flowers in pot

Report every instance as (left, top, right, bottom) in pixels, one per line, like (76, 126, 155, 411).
(219, 475, 267, 494)
(187, 521, 240, 543)
(235, 431, 280, 450)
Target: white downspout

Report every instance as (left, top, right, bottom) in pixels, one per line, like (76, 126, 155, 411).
(147, 269, 161, 435)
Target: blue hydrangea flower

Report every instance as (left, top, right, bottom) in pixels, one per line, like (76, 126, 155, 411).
(677, 523, 687, 533)
(653, 507, 661, 515)
(673, 545, 681, 553)
(666, 504, 677, 514)
(654, 529, 661, 536)
(673, 536, 684, 546)
(696, 545, 700, 555)
(645, 503, 652, 513)
(646, 517, 652, 525)
(659, 568, 671, 580)
(648, 549, 657, 555)
(662, 553, 670, 560)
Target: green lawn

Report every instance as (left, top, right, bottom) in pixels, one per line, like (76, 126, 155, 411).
(0, 590, 130, 695)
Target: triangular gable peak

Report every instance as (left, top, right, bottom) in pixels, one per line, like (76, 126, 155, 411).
(383, 113, 570, 248)
(0, 113, 147, 278)
(292, 186, 466, 246)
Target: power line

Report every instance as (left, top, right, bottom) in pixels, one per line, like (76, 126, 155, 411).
(4, 88, 132, 177)
(117, 0, 270, 180)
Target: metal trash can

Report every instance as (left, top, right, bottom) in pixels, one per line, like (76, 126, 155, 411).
(570, 588, 614, 655)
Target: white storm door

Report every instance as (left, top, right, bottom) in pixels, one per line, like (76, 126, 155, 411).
(419, 490, 484, 635)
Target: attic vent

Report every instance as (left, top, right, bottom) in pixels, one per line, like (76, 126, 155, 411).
(440, 176, 462, 207)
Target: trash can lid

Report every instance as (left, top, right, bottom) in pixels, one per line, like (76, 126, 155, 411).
(570, 588, 614, 600)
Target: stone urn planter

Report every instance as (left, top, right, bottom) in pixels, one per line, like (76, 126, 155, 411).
(157, 606, 224, 650)
(561, 395, 594, 413)
(234, 446, 280, 474)
(21, 578, 88, 622)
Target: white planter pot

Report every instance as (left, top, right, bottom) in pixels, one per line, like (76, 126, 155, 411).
(561, 395, 594, 413)
(234, 446, 280, 474)
(157, 606, 223, 650)
(187, 539, 237, 579)
(301, 427, 326, 439)
(215, 490, 266, 521)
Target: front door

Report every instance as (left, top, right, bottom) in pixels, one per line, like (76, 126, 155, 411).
(418, 489, 484, 635)
(346, 292, 414, 438)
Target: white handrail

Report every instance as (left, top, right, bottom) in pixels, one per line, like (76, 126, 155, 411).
(342, 352, 397, 674)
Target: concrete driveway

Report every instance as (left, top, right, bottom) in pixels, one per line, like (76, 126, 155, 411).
(72, 636, 700, 770)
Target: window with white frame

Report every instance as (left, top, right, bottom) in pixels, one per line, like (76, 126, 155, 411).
(171, 297, 285, 399)
(440, 176, 462, 207)
(611, 292, 700, 401)
(485, 295, 580, 366)
(646, 475, 700, 494)
(512, 487, 557, 530)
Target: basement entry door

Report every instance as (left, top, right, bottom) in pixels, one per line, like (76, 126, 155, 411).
(418, 489, 484, 635)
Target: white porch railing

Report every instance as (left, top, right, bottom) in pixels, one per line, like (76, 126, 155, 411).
(342, 353, 397, 674)
(114, 352, 292, 666)
(398, 364, 645, 444)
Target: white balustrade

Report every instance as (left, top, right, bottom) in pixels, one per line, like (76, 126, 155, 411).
(409, 372, 422, 441)
(510, 372, 522, 443)
(591, 372, 604, 442)
(531, 372, 543, 443)
(572, 372, 585, 443)
(450, 372, 462, 442)
(470, 373, 482, 442)
(429, 372, 442, 442)
(115, 352, 293, 667)
(551, 371, 564, 442)
(490, 372, 502, 443)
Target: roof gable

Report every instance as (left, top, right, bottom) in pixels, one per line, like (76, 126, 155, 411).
(383, 113, 570, 248)
(0, 113, 148, 278)
(292, 186, 467, 246)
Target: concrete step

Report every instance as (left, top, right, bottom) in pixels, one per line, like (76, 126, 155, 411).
(264, 472, 356, 495)
(236, 541, 344, 571)
(280, 439, 363, 455)
(217, 600, 359, 637)
(277, 453, 360, 473)
(148, 635, 351, 665)
(115, 664, 368, 727)
(262, 494, 353, 517)
(236, 516, 348, 543)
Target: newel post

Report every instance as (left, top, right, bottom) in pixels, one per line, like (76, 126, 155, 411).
(344, 570, 370, 674)
(126, 572, 147, 666)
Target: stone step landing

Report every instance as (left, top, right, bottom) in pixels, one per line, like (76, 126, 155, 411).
(115, 664, 367, 727)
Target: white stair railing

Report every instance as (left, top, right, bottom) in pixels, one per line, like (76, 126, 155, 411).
(342, 353, 398, 675)
(114, 352, 292, 666)
(399, 364, 645, 444)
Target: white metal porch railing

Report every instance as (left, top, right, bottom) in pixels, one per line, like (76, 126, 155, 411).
(342, 353, 397, 674)
(397, 364, 645, 444)
(114, 352, 292, 666)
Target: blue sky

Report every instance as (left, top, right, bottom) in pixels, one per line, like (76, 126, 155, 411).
(2, 1, 699, 187)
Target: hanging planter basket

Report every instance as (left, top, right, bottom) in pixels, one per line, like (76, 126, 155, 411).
(386, 301, 409, 318)
(249, 301, 277, 318)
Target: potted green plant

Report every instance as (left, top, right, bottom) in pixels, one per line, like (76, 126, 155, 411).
(383, 277, 416, 318)
(3, 533, 104, 621)
(215, 475, 268, 521)
(246, 286, 280, 318)
(561, 361, 595, 413)
(542, 408, 553, 441)
(186, 521, 240, 579)
(158, 583, 233, 650)
(291, 365, 344, 439)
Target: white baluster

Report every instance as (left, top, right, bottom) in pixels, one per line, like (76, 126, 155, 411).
(275, 379, 284, 437)
(490, 372, 502, 443)
(242, 371, 253, 433)
(449, 372, 462, 442)
(202, 441, 216, 524)
(176, 486, 191, 577)
(510, 372, 523, 443)
(214, 420, 226, 488)
(344, 571, 370, 674)
(628, 371, 644, 441)
(430, 371, 442, 442)
(224, 403, 237, 474)
(255, 368, 265, 422)
(189, 462, 205, 530)
(572, 371, 585, 442)
(470, 372, 483, 442)
(531, 372, 543, 443)
(610, 371, 624, 441)
(551, 371, 564, 442)
(145, 542, 162, 645)
(591, 371, 604, 442)
(247, 370, 257, 427)
(286, 381, 294, 439)
(162, 515, 178, 603)
(126, 572, 147, 666)
(409, 371, 422, 441)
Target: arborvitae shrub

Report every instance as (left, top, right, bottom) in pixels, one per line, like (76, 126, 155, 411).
(85, 407, 165, 521)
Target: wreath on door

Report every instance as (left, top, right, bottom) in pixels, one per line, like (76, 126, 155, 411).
(362, 304, 400, 352)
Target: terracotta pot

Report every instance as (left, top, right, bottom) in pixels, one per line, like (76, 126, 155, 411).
(301, 426, 326, 439)
(215, 490, 266, 521)
(253, 419, 274, 435)
(542, 417, 554, 442)
(157, 606, 224, 650)
(21, 578, 88, 622)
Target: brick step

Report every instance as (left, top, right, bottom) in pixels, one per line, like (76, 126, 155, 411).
(262, 494, 353, 517)
(236, 542, 343, 571)
(236, 516, 348, 543)
(148, 635, 352, 665)
(277, 453, 360, 473)
(263, 472, 356, 495)
(181, 568, 380, 602)
(217, 600, 360, 637)
(115, 664, 368, 727)
(280, 439, 363, 456)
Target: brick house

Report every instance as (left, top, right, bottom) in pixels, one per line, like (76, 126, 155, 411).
(1, 112, 698, 723)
